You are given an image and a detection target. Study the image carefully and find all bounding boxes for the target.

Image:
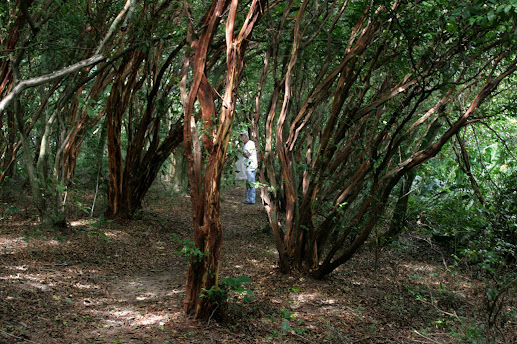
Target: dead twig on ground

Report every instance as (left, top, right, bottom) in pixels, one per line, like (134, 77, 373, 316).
(0, 329, 41, 344)
(412, 329, 444, 344)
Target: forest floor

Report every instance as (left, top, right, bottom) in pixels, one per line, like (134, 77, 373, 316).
(1, 182, 515, 344)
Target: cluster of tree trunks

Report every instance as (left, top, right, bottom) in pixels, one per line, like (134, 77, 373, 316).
(1, 0, 516, 321)
(1, 0, 185, 224)
(251, 1, 517, 278)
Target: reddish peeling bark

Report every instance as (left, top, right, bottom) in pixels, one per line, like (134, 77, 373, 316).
(253, 1, 517, 280)
(0, 0, 37, 181)
(104, 3, 184, 219)
(183, 0, 266, 320)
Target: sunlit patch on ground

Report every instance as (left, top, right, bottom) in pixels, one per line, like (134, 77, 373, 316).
(90, 305, 176, 329)
(134, 313, 169, 327)
(74, 282, 100, 290)
(1, 186, 513, 343)
(291, 291, 321, 304)
(103, 230, 126, 239)
(0, 236, 28, 254)
(136, 292, 158, 301)
(400, 262, 440, 274)
(22, 279, 54, 292)
(69, 218, 96, 227)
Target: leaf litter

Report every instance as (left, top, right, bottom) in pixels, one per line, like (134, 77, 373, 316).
(1, 184, 515, 343)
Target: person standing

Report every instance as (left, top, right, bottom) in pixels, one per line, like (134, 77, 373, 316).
(240, 131, 258, 204)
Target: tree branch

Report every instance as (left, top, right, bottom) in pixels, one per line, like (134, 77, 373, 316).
(0, 55, 105, 112)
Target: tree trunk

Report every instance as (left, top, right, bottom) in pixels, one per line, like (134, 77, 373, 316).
(383, 170, 415, 244)
(105, 65, 133, 218)
(0, 110, 17, 181)
(182, 0, 265, 320)
(104, 36, 185, 219)
(383, 119, 442, 244)
(252, 1, 517, 280)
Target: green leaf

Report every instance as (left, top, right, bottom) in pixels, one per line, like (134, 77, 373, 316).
(487, 10, 495, 22)
(280, 320, 291, 335)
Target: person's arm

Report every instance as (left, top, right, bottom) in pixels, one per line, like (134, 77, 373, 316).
(243, 142, 251, 158)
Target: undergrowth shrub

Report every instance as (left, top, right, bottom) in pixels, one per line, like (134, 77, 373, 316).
(408, 171, 516, 342)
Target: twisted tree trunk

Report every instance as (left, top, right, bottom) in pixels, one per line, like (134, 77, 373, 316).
(182, 0, 266, 320)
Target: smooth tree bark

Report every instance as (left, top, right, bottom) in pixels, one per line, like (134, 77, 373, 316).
(181, 0, 266, 320)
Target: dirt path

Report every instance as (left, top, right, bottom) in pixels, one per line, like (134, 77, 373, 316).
(1, 185, 515, 343)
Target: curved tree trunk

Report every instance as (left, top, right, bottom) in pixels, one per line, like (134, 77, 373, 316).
(383, 119, 442, 244)
(104, 33, 185, 219)
(253, 1, 517, 280)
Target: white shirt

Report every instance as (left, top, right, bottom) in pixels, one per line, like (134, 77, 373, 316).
(243, 140, 258, 171)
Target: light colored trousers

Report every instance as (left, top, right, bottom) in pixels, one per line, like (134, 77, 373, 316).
(246, 170, 256, 204)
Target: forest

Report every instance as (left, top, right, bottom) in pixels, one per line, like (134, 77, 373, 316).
(1, 0, 516, 342)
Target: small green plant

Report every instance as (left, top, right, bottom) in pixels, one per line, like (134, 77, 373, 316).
(324, 322, 349, 342)
(200, 275, 254, 303)
(24, 229, 43, 242)
(270, 308, 311, 338)
(289, 286, 301, 293)
(88, 213, 111, 241)
(1, 203, 21, 220)
(75, 201, 111, 240)
(450, 323, 486, 343)
(279, 308, 295, 335)
(172, 234, 209, 263)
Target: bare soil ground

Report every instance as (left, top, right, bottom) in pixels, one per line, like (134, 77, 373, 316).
(1, 184, 515, 343)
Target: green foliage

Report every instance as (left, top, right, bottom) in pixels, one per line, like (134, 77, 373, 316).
(200, 275, 254, 305)
(75, 200, 111, 241)
(172, 234, 209, 264)
(23, 229, 43, 243)
(407, 122, 517, 340)
(87, 214, 111, 241)
(267, 307, 310, 339)
(1, 203, 21, 220)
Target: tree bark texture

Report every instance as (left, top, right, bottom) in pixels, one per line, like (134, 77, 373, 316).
(182, 0, 266, 319)
(104, 18, 185, 219)
(253, 1, 517, 279)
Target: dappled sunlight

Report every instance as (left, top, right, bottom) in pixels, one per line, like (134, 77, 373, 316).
(1, 234, 63, 258)
(24, 280, 54, 291)
(44, 238, 62, 247)
(1, 270, 56, 292)
(291, 291, 321, 304)
(0, 220, 40, 229)
(135, 292, 157, 301)
(69, 218, 96, 227)
(135, 314, 168, 326)
(400, 262, 439, 274)
(74, 282, 100, 290)
(103, 230, 126, 239)
(1, 184, 500, 343)
(320, 298, 338, 305)
(0, 236, 28, 254)
(132, 287, 184, 301)
(3, 264, 28, 271)
(0, 265, 106, 295)
(287, 289, 356, 319)
(87, 303, 181, 330)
